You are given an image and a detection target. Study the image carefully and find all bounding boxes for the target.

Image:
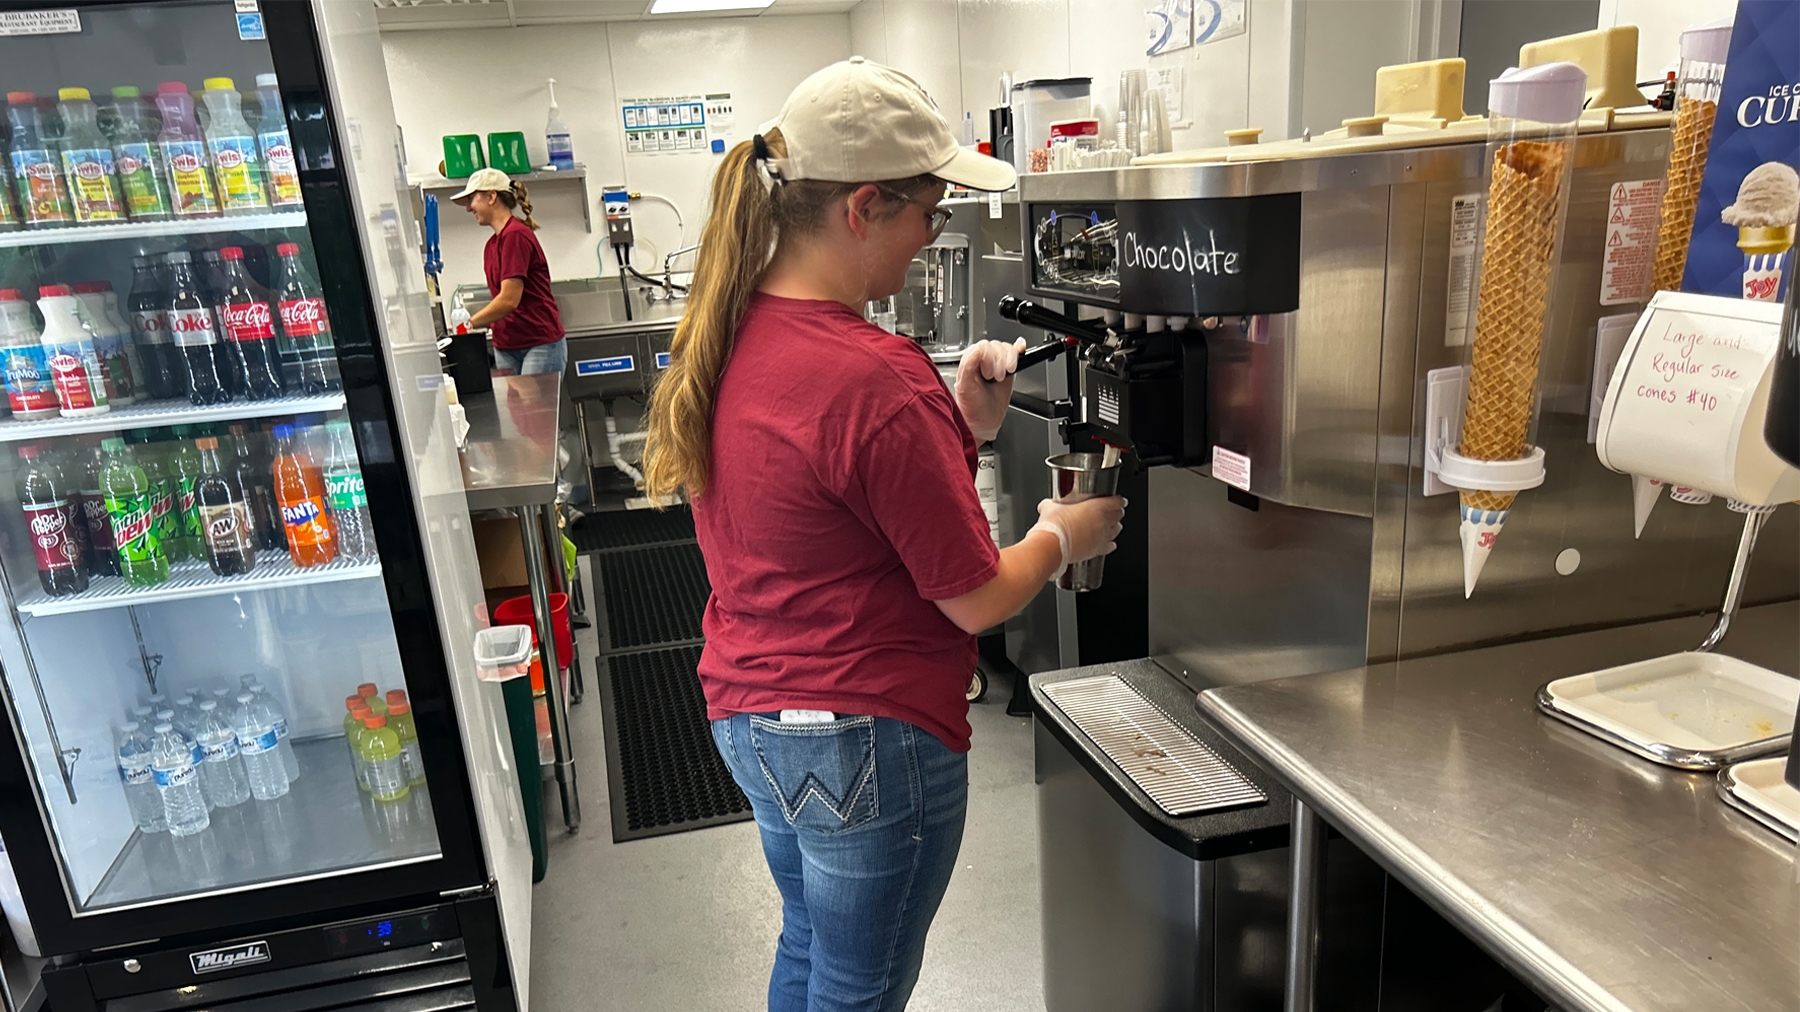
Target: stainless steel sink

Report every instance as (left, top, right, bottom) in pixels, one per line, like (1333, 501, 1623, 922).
(550, 277, 683, 335)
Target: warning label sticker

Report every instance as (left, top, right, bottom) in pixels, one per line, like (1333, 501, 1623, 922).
(1599, 178, 1664, 306)
(1444, 193, 1481, 347)
(1211, 446, 1251, 491)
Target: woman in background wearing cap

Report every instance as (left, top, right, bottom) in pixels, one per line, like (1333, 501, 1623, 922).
(643, 58, 1123, 1011)
(453, 167, 566, 375)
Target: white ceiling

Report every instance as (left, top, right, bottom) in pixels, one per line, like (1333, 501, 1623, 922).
(371, 0, 861, 32)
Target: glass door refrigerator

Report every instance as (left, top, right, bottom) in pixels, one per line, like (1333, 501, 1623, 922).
(0, 2, 533, 1009)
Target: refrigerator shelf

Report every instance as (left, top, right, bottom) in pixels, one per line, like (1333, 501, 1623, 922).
(0, 392, 346, 442)
(17, 554, 382, 617)
(0, 211, 309, 250)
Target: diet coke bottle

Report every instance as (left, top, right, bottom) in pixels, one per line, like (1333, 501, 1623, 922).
(163, 252, 231, 406)
(17, 442, 88, 596)
(128, 255, 182, 400)
(275, 243, 340, 394)
(218, 247, 283, 400)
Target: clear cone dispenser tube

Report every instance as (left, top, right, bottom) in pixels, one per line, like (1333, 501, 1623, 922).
(1448, 62, 1585, 596)
(1653, 19, 1733, 293)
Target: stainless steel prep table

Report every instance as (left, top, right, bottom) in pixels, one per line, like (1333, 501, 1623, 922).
(1199, 603, 1800, 1012)
(459, 372, 581, 832)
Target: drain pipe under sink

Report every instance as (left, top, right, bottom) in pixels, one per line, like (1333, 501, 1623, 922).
(603, 406, 647, 484)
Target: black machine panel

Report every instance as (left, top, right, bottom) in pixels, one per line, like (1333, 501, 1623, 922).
(1028, 203, 1120, 305)
(1113, 194, 1302, 317)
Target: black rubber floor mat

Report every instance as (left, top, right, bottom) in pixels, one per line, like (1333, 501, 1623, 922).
(571, 507, 696, 552)
(597, 544, 710, 651)
(600, 646, 751, 841)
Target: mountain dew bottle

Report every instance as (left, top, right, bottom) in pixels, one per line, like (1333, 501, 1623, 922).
(100, 438, 169, 587)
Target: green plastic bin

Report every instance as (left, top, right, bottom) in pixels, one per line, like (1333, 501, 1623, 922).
(486, 131, 532, 175)
(442, 133, 485, 178)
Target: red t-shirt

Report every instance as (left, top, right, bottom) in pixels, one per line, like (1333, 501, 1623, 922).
(483, 217, 564, 350)
(692, 294, 1000, 751)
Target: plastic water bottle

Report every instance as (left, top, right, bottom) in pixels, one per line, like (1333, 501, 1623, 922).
(324, 419, 375, 560)
(155, 708, 208, 808)
(195, 701, 250, 807)
(249, 690, 299, 784)
(232, 692, 289, 801)
(361, 715, 410, 802)
(150, 722, 209, 836)
(114, 722, 166, 833)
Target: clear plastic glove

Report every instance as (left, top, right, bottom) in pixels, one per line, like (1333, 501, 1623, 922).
(1030, 495, 1126, 570)
(954, 337, 1027, 442)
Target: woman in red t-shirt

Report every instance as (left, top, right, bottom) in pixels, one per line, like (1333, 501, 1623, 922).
(451, 168, 566, 375)
(643, 60, 1123, 1012)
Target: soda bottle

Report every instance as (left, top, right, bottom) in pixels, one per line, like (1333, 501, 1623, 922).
(72, 437, 119, 576)
(153, 82, 220, 220)
(0, 289, 57, 419)
(55, 88, 126, 224)
(252, 74, 302, 209)
(127, 257, 181, 400)
(17, 443, 88, 596)
(193, 436, 255, 576)
(115, 722, 167, 833)
(36, 286, 109, 417)
(385, 692, 425, 785)
(323, 419, 376, 560)
(361, 715, 409, 802)
(200, 79, 268, 215)
(71, 282, 136, 405)
(194, 700, 250, 807)
(42, 443, 92, 574)
(272, 423, 336, 566)
(6, 92, 74, 228)
(107, 86, 173, 222)
(274, 243, 340, 393)
(229, 423, 284, 551)
(232, 692, 289, 800)
(149, 722, 209, 836)
(344, 697, 371, 790)
(133, 430, 188, 563)
(169, 428, 208, 562)
(218, 246, 283, 399)
(100, 436, 170, 587)
(163, 252, 231, 405)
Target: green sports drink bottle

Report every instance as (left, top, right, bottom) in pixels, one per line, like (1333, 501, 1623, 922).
(100, 438, 169, 587)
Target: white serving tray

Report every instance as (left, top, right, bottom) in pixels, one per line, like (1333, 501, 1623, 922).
(1536, 651, 1799, 770)
(1718, 757, 1800, 842)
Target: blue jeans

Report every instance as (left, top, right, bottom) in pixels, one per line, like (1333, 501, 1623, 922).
(712, 712, 968, 1012)
(492, 337, 567, 376)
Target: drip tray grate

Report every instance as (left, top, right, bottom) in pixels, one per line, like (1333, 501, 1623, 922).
(1041, 675, 1266, 817)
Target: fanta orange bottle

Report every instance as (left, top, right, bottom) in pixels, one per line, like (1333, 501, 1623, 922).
(270, 422, 337, 567)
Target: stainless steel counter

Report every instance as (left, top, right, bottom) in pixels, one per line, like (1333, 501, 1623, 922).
(1198, 603, 1800, 1012)
(459, 373, 562, 511)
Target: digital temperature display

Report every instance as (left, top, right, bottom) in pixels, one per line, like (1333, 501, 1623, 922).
(323, 910, 443, 956)
(369, 921, 393, 939)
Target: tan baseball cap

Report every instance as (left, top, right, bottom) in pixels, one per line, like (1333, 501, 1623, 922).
(763, 57, 1016, 193)
(450, 167, 513, 201)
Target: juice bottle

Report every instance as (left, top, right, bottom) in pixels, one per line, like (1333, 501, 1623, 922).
(71, 282, 136, 405)
(271, 422, 337, 566)
(0, 289, 57, 419)
(6, 92, 74, 228)
(0, 136, 22, 231)
(100, 437, 170, 587)
(344, 698, 372, 791)
(109, 86, 173, 222)
(154, 82, 221, 219)
(56, 88, 126, 224)
(385, 694, 425, 784)
(200, 79, 268, 215)
(360, 715, 410, 802)
(36, 286, 109, 417)
(252, 74, 302, 209)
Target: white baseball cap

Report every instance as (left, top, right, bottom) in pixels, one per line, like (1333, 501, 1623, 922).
(762, 57, 1016, 193)
(450, 167, 514, 202)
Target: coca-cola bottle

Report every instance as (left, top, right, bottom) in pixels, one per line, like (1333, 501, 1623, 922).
(163, 251, 231, 406)
(127, 255, 182, 400)
(275, 243, 340, 394)
(196, 249, 239, 397)
(217, 246, 283, 400)
(17, 442, 89, 596)
(71, 434, 119, 577)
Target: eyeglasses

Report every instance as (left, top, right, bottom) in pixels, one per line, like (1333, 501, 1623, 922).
(879, 187, 953, 237)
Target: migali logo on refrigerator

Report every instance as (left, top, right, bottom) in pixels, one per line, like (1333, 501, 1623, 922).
(190, 939, 271, 974)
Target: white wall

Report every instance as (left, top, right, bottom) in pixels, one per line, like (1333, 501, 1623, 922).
(1599, 0, 1739, 84)
(381, 16, 851, 295)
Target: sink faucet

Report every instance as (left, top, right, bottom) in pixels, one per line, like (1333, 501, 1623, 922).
(656, 244, 701, 302)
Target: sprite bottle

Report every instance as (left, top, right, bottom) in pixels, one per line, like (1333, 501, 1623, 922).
(100, 438, 169, 587)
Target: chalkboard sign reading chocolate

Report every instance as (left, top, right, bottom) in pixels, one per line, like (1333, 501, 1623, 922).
(1114, 194, 1300, 316)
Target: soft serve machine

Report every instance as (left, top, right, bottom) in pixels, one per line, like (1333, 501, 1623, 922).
(1010, 29, 1800, 1012)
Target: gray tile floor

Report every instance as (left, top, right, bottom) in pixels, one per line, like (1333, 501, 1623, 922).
(528, 558, 1045, 1011)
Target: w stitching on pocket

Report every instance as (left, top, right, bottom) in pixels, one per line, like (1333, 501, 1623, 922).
(748, 714, 879, 832)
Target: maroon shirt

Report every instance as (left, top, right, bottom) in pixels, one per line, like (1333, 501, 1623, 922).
(483, 217, 563, 350)
(693, 294, 1000, 751)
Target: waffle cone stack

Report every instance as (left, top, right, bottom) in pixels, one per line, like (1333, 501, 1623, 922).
(1652, 95, 1717, 293)
(1456, 139, 1571, 596)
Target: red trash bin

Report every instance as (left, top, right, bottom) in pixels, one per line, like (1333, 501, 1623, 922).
(494, 593, 572, 688)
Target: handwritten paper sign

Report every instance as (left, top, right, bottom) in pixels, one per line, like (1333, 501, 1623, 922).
(1595, 290, 1798, 504)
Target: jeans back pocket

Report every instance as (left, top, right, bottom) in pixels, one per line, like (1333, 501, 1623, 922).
(747, 714, 879, 833)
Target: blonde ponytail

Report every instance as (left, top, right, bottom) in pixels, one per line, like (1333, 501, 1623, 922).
(496, 181, 539, 230)
(643, 132, 779, 501)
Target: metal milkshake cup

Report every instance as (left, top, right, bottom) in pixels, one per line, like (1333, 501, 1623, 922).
(1047, 452, 1121, 592)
